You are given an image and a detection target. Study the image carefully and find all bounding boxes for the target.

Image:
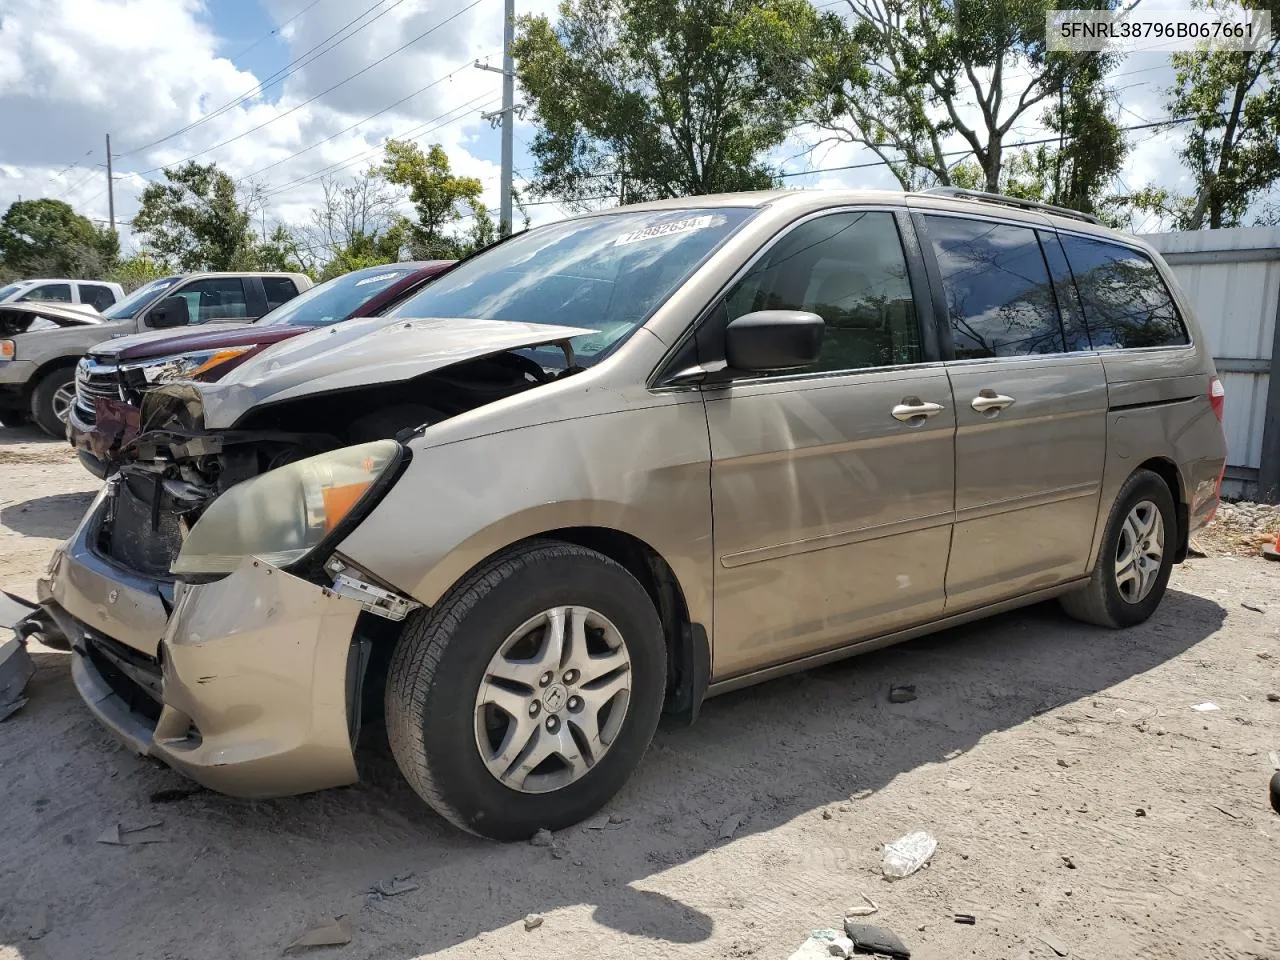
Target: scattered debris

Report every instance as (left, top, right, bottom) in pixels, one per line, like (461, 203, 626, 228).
(608, 813, 627, 825)
(25, 903, 49, 941)
(1191, 702, 1220, 712)
(370, 875, 418, 898)
(888, 684, 917, 704)
(953, 914, 976, 925)
(584, 816, 610, 831)
(1060, 855, 1076, 869)
(96, 820, 166, 845)
(1210, 804, 1243, 821)
(851, 789, 873, 801)
(845, 893, 879, 918)
(1034, 931, 1069, 957)
(1270, 772, 1280, 815)
(822, 809, 833, 820)
(844, 921, 911, 959)
(719, 813, 746, 841)
(550, 843, 566, 860)
(1135, 808, 1147, 818)
(1241, 602, 1265, 613)
(881, 831, 937, 879)
(1056, 758, 1070, 768)
(0, 634, 35, 722)
(529, 828, 554, 847)
(787, 934, 841, 960)
(284, 917, 351, 954)
(1267, 693, 1279, 703)
(523, 913, 544, 931)
(149, 787, 203, 804)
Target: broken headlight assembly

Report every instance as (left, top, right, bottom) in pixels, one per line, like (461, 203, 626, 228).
(123, 346, 255, 385)
(171, 440, 402, 575)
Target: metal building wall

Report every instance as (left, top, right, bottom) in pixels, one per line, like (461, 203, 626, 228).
(1139, 227, 1280, 502)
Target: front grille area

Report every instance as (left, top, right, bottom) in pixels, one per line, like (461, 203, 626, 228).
(83, 632, 163, 724)
(74, 358, 121, 425)
(103, 474, 185, 577)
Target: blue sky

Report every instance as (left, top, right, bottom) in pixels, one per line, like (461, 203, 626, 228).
(0, 0, 1197, 254)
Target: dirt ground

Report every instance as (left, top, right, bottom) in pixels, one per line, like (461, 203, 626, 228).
(1, 423, 1279, 960)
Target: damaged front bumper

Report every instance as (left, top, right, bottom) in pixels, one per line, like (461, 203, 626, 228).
(40, 491, 374, 797)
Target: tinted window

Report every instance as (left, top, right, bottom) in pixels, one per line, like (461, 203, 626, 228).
(165, 278, 249, 325)
(723, 211, 921, 373)
(79, 283, 117, 310)
(1037, 232, 1092, 352)
(102, 276, 180, 319)
(259, 267, 412, 327)
(1060, 235, 1189, 349)
(262, 276, 299, 310)
(389, 208, 753, 365)
(0, 283, 24, 300)
(19, 282, 72, 303)
(924, 215, 1064, 359)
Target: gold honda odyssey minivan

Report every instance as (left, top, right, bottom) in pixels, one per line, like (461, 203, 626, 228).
(34, 188, 1228, 840)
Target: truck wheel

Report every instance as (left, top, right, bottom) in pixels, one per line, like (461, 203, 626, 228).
(29, 367, 76, 438)
(1060, 468, 1177, 628)
(386, 540, 666, 840)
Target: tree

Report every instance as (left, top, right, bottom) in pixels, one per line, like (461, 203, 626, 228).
(107, 253, 169, 292)
(1130, 0, 1280, 229)
(0, 198, 119, 278)
(300, 171, 407, 280)
(807, 0, 1119, 198)
(513, 0, 824, 205)
(379, 141, 488, 258)
(132, 161, 259, 271)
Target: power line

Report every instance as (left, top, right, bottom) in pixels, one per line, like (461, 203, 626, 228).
(236, 59, 474, 184)
(117, 0, 403, 158)
(133, 0, 483, 177)
(259, 91, 499, 199)
(228, 0, 327, 63)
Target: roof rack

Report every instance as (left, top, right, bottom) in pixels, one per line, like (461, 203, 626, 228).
(918, 186, 1101, 225)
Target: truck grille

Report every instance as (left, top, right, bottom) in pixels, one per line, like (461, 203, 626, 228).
(74, 358, 121, 425)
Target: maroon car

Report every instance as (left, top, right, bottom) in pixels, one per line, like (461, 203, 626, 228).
(69, 261, 454, 476)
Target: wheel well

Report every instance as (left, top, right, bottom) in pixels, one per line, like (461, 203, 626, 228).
(1137, 457, 1189, 562)
(26, 356, 78, 402)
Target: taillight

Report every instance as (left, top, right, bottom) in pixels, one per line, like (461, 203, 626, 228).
(1209, 377, 1225, 422)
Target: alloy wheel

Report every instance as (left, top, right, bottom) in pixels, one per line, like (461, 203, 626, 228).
(1115, 499, 1164, 604)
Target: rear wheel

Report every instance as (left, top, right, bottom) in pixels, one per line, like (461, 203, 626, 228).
(29, 367, 76, 438)
(385, 541, 666, 840)
(1060, 468, 1177, 628)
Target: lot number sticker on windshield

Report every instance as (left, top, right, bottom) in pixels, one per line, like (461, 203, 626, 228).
(615, 215, 714, 246)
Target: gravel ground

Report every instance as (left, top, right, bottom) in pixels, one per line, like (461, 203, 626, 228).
(2, 424, 1279, 960)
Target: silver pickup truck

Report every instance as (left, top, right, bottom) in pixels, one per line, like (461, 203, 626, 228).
(0, 272, 310, 435)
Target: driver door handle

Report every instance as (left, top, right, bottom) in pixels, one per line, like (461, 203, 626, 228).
(970, 390, 1016, 413)
(891, 399, 945, 422)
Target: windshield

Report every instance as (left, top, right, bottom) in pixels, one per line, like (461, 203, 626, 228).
(0, 282, 28, 300)
(387, 208, 753, 363)
(257, 265, 414, 327)
(101, 276, 180, 319)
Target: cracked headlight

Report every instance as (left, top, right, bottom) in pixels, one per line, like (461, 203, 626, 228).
(124, 347, 254, 385)
(171, 440, 402, 576)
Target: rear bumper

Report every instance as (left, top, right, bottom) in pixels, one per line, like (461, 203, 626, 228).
(41, 497, 365, 797)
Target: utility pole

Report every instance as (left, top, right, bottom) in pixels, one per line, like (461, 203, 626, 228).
(104, 133, 116, 234)
(476, 0, 516, 236)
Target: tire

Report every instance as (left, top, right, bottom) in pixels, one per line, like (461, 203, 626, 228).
(29, 367, 76, 438)
(1059, 468, 1177, 628)
(386, 540, 666, 840)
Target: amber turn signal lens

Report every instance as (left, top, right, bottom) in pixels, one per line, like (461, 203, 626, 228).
(321, 481, 373, 532)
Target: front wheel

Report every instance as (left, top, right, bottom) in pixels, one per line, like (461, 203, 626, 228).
(29, 367, 76, 438)
(385, 540, 666, 840)
(1059, 468, 1177, 628)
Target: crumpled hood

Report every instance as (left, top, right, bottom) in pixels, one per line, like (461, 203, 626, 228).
(147, 315, 597, 429)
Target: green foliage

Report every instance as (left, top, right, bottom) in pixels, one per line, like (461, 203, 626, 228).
(1130, 0, 1280, 229)
(513, 0, 823, 204)
(809, 0, 1122, 210)
(0, 198, 119, 278)
(132, 162, 257, 270)
(379, 141, 487, 258)
(105, 253, 169, 292)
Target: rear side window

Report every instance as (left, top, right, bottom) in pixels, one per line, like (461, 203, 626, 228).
(724, 211, 922, 373)
(1059, 235, 1189, 349)
(19, 282, 72, 303)
(262, 277, 299, 310)
(923, 215, 1064, 359)
(79, 283, 117, 310)
(171, 278, 250, 323)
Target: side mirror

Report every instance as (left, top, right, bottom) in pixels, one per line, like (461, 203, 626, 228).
(147, 296, 190, 329)
(724, 310, 825, 373)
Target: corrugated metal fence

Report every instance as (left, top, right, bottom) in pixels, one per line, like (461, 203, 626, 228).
(1140, 227, 1280, 503)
